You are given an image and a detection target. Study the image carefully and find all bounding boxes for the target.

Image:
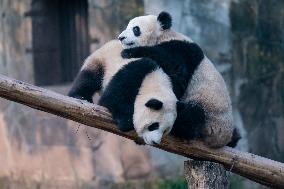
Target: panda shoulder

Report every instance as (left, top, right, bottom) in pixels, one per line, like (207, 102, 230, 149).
(81, 40, 121, 71)
(157, 30, 192, 44)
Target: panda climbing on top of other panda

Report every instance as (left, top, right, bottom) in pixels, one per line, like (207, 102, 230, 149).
(98, 40, 205, 144)
(68, 12, 240, 148)
(98, 58, 179, 144)
(117, 11, 240, 148)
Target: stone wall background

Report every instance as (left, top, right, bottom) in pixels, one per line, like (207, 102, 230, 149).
(0, 0, 283, 188)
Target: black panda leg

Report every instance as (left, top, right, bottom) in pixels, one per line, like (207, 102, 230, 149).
(170, 101, 206, 140)
(226, 128, 241, 148)
(68, 67, 103, 103)
(116, 117, 134, 132)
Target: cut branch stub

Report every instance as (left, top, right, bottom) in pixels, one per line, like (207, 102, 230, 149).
(184, 160, 228, 189)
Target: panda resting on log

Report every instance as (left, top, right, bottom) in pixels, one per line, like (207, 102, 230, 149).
(69, 12, 240, 148)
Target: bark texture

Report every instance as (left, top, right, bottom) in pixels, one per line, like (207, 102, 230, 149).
(184, 160, 228, 189)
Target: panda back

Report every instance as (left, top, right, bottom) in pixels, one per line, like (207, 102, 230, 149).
(184, 57, 231, 112)
(183, 57, 233, 147)
(81, 40, 135, 92)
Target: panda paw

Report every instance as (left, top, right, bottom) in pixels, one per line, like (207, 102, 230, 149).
(134, 140, 145, 145)
(121, 49, 133, 59)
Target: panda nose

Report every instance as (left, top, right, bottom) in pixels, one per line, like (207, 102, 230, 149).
(118, 36, 126, 41)
(152, 141, 159, 145)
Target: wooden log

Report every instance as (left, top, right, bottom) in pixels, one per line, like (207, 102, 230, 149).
(0, 74, 284, 188)
(184, 160, 228, 189)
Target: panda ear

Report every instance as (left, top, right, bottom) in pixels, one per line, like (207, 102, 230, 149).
(145, 99, 163, 110)
(157, 11, 172, 30)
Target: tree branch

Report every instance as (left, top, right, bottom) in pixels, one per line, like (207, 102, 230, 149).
(0, 74, 284, 188)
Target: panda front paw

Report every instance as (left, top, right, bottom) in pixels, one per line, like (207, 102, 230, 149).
(121, 49, 133, 59)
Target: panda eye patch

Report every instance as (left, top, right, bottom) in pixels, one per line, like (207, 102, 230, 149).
(133, 26, 141, 37)
(145, 98, 163, 110)
(148, 122, 159, 131)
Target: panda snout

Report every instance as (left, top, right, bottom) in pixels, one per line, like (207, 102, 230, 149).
(143, 131, 162, 145)
(118, 36, 126, 41)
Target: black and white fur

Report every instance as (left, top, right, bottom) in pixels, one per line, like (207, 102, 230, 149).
(99, 39, 206, 144)
(69, 39, 206, 145)
(69, 40, 128, 103)
(98, 59, 178, 144)
(69, 12, 239, 148)
(121, 40, 204, 99)
(121, 40, 207, 140)
(68, 40, 179, 145)
(118, 12, 238, 148)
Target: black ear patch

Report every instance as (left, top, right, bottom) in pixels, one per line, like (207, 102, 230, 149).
(157, 11, 172, 30)
(145, 99, 163, 110)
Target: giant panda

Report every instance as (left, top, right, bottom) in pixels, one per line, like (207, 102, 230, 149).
(98, 58, 178, 144)
(68, 38, 205, 145)
(98, 40, 205, 144)
(68, 40, 177, 136)
(117, 11, 238, 148)
(69, 12, 239, 148)
(120, 40, 207, 141)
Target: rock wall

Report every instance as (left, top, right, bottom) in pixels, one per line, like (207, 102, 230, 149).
(230, 0, 284, 161)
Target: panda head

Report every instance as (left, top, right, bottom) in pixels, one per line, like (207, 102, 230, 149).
(118, 11, 172, 49)
(134, 97, 177, 145)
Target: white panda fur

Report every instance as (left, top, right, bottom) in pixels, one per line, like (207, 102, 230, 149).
(133, 68, 177, 144)
(81, 40, 131, 91)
